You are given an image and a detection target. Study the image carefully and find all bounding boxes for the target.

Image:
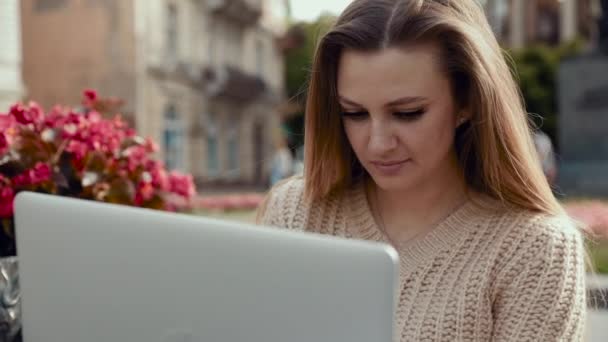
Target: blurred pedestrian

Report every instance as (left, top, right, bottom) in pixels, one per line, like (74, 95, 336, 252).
(533, 129, 558, 185)
(270, 135, 293, 186)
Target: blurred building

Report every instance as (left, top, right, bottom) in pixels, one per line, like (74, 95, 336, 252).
(482, 0, 599, 48)
(0, 0, 25, 111)
(20, 0, 291, 188)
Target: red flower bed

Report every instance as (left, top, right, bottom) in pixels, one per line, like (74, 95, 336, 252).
(0, 90, 197, 255)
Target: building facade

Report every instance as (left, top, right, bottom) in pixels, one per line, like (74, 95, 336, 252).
(482, 0, 598, 48)
(0, 0, 25, 111)
(21, 0, 289, 188)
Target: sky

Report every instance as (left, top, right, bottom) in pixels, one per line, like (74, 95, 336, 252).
(290, 0, 353, 22)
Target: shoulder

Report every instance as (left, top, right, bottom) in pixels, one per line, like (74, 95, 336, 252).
(489, 206, 585, 289)
(256, 176, 306, 229)
(496, 207, 583, 254)
(465, 194, 584, 277)
(469, 194, 582, 249)
(256, 176, 349, 234)
(267, 175, 306, 204)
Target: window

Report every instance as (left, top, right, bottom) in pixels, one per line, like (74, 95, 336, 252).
(35, 0, 68, 12)
(166, 4, 178, 63)
(256, 38, 265, 76)
(163, 104, 184, 171)
(224, 23, 244, 67)
(227, 128, 239, 177)
(207, 136, 219, 176)
(207, 23, 215, 65)
(205, 113, 219, 176)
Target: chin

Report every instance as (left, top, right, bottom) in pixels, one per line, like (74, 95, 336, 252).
(368, 173, 418, 192)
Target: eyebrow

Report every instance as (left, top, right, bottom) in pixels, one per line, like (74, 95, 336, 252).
(338, 96, 428, 108)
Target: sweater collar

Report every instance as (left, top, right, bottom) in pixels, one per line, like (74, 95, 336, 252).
(346, 181, 497, 273)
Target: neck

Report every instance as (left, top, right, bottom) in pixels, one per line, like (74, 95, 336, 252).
(368, 152, 469, 241)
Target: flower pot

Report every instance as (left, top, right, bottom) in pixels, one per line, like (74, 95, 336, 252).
(0, 257, 20, 342)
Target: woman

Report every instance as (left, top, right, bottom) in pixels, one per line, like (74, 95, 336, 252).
(257, 0, 586, 340)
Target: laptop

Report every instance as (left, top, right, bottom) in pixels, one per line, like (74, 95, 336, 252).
(14, 191, 399, 342)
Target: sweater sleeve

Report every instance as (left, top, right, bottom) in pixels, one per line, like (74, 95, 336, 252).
(491, 218, 587, 341)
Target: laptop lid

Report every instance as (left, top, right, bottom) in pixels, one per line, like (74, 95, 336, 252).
(15, 191, 398, 342)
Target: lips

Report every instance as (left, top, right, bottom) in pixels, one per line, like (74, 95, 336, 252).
(368, 159, 411, 176)
(371, 159, 410, 167)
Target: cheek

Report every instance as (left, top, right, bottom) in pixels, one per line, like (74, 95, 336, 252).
(343, 121, 366, 153)
(409, 114, 456, 159)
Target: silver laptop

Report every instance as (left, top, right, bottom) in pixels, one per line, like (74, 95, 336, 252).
(14, 191, 399, 342)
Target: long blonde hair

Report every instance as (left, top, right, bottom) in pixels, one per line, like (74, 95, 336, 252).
(303, 0, 561, 215)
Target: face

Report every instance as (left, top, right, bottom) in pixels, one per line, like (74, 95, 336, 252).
(337, 44, 465, 192)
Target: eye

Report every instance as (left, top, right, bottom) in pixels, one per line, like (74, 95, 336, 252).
(394, 109, 425, 121)
(341, 111, 368, 121)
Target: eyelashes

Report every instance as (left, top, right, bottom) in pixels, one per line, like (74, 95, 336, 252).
(341, 109, 426, 121)
(340, 111, 368, 119)
(394, 110, 425, 120)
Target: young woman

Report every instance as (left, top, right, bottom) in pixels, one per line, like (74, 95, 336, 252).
(257, 0, 586, 340)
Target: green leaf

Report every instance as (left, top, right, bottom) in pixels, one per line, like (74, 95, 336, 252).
(84, 151, 107, 174)
(106, 178, 135, 205)
(0, 154, 26, 178)
(120, 136, 146, 150)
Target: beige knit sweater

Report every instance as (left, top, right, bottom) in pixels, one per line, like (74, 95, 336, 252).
(258, 176, 587, 341)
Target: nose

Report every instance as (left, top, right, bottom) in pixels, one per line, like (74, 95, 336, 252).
(368, 119, 397, 155)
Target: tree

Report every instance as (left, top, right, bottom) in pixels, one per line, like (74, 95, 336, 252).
(283, 15, 335, 152)
(508, 39, 584, 150)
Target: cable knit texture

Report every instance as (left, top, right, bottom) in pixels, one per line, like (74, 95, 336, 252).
(258, 176, 587, 342)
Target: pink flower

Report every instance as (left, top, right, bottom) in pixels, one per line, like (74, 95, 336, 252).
(12, 162, 52, 187)
(146, 160, 169, 190)
(9, 104, 27, 124)
(11, 174, 29, 187)
(27, 102, 44, 122)
(168, 171, 196, 199)
(87, 111, 101, 123)
(0, 113, 15, 130)
(144, 138, 159, 153)
(83, 89, 98, 108)
(66, 140, 90, 160)
(10, 103, 41, 125)
(0, 133, 7, 153)
(0, 186, 15, 218)
(565, 201, 608, 239)
(123, 146, 148, 172)
(0, 91, 198, 216)
(30, 163, 52, 184)
(84, 89, 97, 102)
(134, 181, 155, 206)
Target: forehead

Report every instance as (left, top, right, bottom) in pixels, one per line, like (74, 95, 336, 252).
(337, 44, 449, 103)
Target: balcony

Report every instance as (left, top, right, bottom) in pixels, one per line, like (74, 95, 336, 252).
(205, 0, 262, 27)
(147, 60, 204, 89)
(203, 66, 267, 103)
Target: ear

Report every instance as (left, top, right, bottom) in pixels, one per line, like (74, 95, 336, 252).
(456, 109, 472, 127)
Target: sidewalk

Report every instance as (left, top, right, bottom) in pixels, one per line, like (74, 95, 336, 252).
(194, 193, 266, 212)
(588, 274, 608, 342)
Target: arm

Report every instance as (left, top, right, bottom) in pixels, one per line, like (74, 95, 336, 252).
(491, 221, 587, 341)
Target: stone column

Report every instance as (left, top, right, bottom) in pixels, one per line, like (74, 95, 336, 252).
(560, 0, 578, 43)
(510, 0, 526, 48)
(0, 0, 25, 111)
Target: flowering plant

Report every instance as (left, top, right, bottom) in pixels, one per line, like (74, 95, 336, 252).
(0, 90, 196, 256)
(564, 200, 608, 240)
